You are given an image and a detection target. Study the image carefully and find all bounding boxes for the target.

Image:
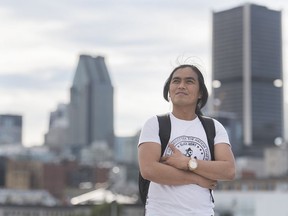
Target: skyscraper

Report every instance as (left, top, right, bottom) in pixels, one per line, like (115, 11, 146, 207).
(68, 55, 114, 148)
(44, 103, 69, 147)
(0, 114, 22, 145)
(212, 4, 283, 148)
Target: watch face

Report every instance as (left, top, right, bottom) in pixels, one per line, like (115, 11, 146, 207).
(189, 159, 197, 170)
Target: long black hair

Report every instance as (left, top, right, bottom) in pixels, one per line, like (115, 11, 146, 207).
(163, 64, 208, 116)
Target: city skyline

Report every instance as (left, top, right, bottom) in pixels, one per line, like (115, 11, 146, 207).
(0, 0, 287, 146)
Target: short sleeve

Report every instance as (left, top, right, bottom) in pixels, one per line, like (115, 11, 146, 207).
(138, 116, 161, 147)
(213, 119, 231, 146)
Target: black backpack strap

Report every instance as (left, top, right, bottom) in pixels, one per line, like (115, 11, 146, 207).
(198, 115, 216, 160)
(157, 113, 171, 156)
(138, 113, 171, 205)
(198, 115, 216, 203)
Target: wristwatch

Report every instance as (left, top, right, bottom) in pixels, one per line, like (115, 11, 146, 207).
(188, 158, 198, 171)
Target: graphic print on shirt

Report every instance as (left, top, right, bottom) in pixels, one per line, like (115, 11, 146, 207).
(164, 136, 210, 160)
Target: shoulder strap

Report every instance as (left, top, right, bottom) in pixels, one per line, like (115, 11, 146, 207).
(138, 113, 171, 205)
(198, 115, 216, 161)
(198, 115, 216, 203)
(157, 113, 171, 156)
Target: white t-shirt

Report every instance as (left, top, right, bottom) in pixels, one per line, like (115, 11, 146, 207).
(138, 113, 231, 216)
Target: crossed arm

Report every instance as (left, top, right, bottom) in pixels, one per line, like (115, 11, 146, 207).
(138, 142, 235, 189)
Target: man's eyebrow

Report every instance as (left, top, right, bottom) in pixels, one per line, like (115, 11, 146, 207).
(185, 77, 196, 80)
(172, 76, 196, 80)
(172, 76, 180, 80)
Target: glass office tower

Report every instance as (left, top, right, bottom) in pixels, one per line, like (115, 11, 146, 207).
(68, 55, 114, 148)
(212, 4, 283, 147)
(0, 114, 22, 144)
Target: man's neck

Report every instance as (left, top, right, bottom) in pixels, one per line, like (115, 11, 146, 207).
(172, 107, 197, 120)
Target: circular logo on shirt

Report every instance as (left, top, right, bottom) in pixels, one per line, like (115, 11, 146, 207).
(165, 136, 210, 160)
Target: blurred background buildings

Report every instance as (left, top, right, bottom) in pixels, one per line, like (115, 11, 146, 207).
(0, 2, 287, 216)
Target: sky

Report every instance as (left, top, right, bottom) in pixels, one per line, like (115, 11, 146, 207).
(0, 0, 287, 147)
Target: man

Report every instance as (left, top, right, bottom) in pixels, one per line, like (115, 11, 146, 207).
(138, 64, 235, 216)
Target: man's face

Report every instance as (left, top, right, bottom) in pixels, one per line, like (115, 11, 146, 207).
(169, 67, 201, 107)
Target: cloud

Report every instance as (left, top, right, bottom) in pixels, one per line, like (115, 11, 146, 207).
(0, 68, 72, 90)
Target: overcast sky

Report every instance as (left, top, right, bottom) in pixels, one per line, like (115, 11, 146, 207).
(0, 0, 287, 147)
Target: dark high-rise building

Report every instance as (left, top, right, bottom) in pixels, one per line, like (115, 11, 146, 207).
(212, 4, 283, 148)
(0, 114, 22, 145)
(68, 55, 114, 148)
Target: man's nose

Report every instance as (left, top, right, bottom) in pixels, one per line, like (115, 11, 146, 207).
(178, 81, 186, 89)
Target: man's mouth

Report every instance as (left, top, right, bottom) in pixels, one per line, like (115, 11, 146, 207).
(176, 92, 188, 95)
